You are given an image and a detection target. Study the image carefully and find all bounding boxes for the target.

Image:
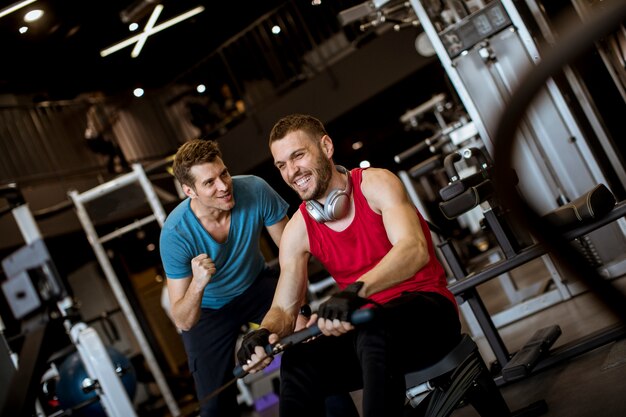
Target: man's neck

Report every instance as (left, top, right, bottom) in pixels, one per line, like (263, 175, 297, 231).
(190, 200, 231, 243)
(190, 199, 230, 223)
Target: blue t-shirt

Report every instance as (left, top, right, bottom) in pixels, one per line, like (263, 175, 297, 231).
(159, 175, 288, 309)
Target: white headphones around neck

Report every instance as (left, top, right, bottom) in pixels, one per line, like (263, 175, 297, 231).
(305, 165, 352, 223)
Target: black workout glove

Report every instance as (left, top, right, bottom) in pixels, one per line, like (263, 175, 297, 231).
(237, 328, 270, 365)
(318, 282, 368, 322)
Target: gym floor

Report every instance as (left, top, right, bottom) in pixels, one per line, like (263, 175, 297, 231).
(238, 258, 626, 417)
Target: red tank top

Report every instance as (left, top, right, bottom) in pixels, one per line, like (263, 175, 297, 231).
(300, 168, 456, 307)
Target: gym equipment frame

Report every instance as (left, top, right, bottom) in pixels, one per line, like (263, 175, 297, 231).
(67, 162, 181, 417)
(409, 0, 626, 273)
(0, 184, 137, 417)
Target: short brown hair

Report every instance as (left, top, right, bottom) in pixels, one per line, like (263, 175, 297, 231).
(173, 139, 222, 187)
(268, 114, 328, 146)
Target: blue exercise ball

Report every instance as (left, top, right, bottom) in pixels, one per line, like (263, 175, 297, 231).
(55, 346, 137, 417)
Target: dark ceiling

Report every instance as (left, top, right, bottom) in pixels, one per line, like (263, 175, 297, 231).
(0, 0, 286, 100)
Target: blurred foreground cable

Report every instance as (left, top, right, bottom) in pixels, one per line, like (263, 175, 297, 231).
(492, 0, 626, 323)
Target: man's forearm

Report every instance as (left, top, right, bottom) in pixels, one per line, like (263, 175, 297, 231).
(171, 281, 205, 331)
(261, 306, 297, 338)
(360, 240, 429, 297)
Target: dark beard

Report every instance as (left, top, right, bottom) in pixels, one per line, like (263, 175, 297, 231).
(301, 154, 333, 201)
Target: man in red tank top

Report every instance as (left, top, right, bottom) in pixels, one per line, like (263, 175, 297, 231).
(237, 114, 461, 417)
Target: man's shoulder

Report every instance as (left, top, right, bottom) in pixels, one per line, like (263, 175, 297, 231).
(233, 174, 264, 186)
(285, 209, 305, 232)
(359, 167, 397, 190)
(162, 199, 191, 230)
(359, 166, 391, 179)
(283, 210, 309, 250)
(233, 175, 275, 195)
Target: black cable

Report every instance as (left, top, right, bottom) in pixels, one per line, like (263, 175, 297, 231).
(492, 0, 626, 323)
(426, 220, 444, 237)
(31, 199, 74, 221)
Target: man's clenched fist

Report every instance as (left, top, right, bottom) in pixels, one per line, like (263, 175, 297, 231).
(191, 253, 216, 286)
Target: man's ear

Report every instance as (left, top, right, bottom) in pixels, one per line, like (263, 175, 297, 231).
(320, 135, 334, 158)
(182, 183, 196, 198)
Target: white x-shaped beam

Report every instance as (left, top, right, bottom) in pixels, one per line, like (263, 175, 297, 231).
(100, 5, 205, 58)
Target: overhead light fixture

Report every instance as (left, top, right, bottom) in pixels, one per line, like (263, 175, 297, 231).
(18, 25, 28, 33)
(24, 8, 42, 22)
(129, 22, 139, 31)
(131, 4, 163, 58)
(101, 5, 205, 58)
(0, 0, 37, 20)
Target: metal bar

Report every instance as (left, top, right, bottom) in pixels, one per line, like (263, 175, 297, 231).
(72, 166, 143, 204)
(398, 170, 432, 222)
(133, 163, 166, 226)
(1, 318, 50, 417)
(490, 288, 564, 328)
(70, 323, 137, 417)
(98, 214, 157, 244)
(69, 183, 180, 416)
(464, 288, 511, 367)
(449, 201, 626, 295)
(408, 0, 494, 151)
(12, 204, 43, 245)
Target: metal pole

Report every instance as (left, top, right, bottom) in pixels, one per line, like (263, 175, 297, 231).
(134, 163, 167, 226)
(69, 323, 137, 417)
(69, 181, 180, 416)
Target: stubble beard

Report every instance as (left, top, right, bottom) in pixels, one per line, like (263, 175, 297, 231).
(298, 154, 333, 201)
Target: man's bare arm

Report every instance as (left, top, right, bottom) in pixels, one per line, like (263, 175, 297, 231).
(261, 212, 311, 338)
(167, 254, 216, 331)
(266, 215, 289, 247)
(356, 168, 430, 298)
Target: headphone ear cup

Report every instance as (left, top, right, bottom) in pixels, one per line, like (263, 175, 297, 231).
(325, 189, 350, 221)
(306, 167, 353, 223)
(306, 200, 331, 223)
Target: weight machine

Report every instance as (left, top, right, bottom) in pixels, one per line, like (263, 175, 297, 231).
(393, 93, 570, 340)
(385, 0, 626, 381)
(0, 184, 137, 417)
(342, 0, 626, 287)
(407, 0, 626, 272)
(336, 0, 626, 383)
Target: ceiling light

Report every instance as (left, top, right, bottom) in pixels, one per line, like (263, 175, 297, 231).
(359, 160, 371, 168)
(0, 0, 36, 20)
(129, 22, 139, 31)
(18, 25, 27, 33)
(24, 8, 42, 22)
(352, 141, 363, 150)
(133, 88, 145, 97)
(131, 4, 163, 58)
(271, 25, 281, 34)
(196, 84, 206, 93)
(101, 5, 205, 57)
(312, 0, 322, 5)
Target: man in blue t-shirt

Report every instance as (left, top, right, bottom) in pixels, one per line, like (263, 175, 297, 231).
(160, 139, 289, 417)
